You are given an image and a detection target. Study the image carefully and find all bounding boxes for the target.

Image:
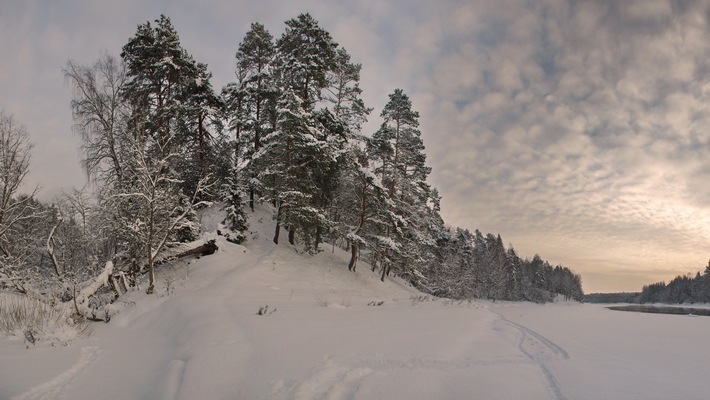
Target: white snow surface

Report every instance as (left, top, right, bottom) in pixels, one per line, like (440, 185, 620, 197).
(2, 205, 710, 399)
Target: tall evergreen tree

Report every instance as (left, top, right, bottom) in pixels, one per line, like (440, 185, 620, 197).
(117, 15, 216, 292)
(121, 14, 220, 198)
(331, 142, 389, 271)
(370, 89, 440, 281)
(256, 13, 347, 252)
(275, 13, 337, 111)
(325, 48, 371, 133)
(121, 15, 189, 147)
(223, 22, 278, 211)
(258, 88, 312, 246)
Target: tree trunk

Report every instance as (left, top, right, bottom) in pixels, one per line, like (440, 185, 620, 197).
(273, 205, 282, 244)
(147, 258, 155, 294)
(198, 114, 206, 171)
(288, 227, 295, 245)
(315, 226, 322, 252)
(348, 243, 358, 271)
(249, 189, 255, 212)
(174, 240, 218, 258)
(147, 208, 155, 294)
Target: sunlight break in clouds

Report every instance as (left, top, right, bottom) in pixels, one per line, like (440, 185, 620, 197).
(1, 0, 709, 292)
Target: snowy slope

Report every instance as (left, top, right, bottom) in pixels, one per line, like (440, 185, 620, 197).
(2, 205, 710, 399)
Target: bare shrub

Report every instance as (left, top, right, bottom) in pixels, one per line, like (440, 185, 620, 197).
(0, 292, 92, 345)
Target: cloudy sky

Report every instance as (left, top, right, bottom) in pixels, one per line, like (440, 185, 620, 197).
(2, 0, 710, 293)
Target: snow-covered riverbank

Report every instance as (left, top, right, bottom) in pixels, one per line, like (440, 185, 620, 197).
(2, 210, 709, 399)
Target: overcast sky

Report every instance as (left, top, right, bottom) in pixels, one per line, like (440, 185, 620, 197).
(2, 0, 710, 293)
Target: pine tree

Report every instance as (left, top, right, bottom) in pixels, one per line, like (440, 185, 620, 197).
(223, 22, 278, 211)
(237, 22, 277, 156)
(369, 89, 440, 281)
(257, 14, 347, 252)
(121, 15, 190, 147)
(118, 15, 216, 292)
(426, 227, 476, 298)
(275, 13, 337, 111)
(257, 88, 312, 246)
(176, 59, 222, 199)
(122, 15, 220, 198)
(220, 174, 248, 244)
(325, 48, 371, 133)
(330, 143, 389, 271)
(506, 246, 523, 301)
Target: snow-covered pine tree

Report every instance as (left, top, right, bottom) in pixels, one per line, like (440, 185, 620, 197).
(175, 59, 223, 201)
(304, 45, 374, 254)
(471, 229, 488, 298)
(118, 15, 216, 292)
(320, 46, 381, 265)
(121, 15, 189, 149)
(275, 13, 337, 112)
(425, 227, 476, 298)
(122, 14, 220, 200)
(486, 234, 508, 301)
(223, 22, 278, 212)
(219, 79, 249, 236)
(505, 245, 524, 301)
(257, 13, 346, 252)
(219, 174, 248, 244)
(324, 48, 372, 134)
(330, 142, 390, 272)
(369, 89, 441, 281)
(257, 88, 312, 246)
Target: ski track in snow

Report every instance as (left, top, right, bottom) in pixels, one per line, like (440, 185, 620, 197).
(292, 357, 374, 400)
(492, 311, 569, 400)
(10, 346, 99, 400)
(266, 310, 572, 400)
(277, 352, 547, 399)
(152, 359, 187, 400)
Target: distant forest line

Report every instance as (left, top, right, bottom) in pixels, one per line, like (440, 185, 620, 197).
(586, 260, 710, 304)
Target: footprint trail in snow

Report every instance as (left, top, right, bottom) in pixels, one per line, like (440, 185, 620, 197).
(11, 346, 100, 400)
(493, 310, 569, 400)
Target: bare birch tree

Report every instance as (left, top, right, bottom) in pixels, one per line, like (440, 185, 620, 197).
(65, 54, 128, 184)
(0, 112, 39, 256)
(0, 111, 43, 293)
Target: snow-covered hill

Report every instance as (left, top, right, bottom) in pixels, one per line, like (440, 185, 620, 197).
(2, 205, 710, 399)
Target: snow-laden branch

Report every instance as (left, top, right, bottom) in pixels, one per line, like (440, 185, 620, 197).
(46, 216, 64, 278)
(72, 261, 113, 320)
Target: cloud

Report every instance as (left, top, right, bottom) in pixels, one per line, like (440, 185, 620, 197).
(2, 0, 709, 292)
(398, 0, 710, 292)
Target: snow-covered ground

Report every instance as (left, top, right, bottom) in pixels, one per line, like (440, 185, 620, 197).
(2, 206, 710, 400)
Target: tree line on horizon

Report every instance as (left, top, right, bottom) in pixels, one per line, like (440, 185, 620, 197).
(0, 13, 583, 307)
(585, 260, 710, 304)
(636, 264, 710, 303)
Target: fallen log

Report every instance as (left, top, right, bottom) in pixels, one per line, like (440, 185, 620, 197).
(73, 261, 114, 322)
(174, 239, 218, 258)
(109, 240, 219, 297)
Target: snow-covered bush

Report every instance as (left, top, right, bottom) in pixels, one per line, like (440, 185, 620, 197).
(0, 292, 92, 345)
